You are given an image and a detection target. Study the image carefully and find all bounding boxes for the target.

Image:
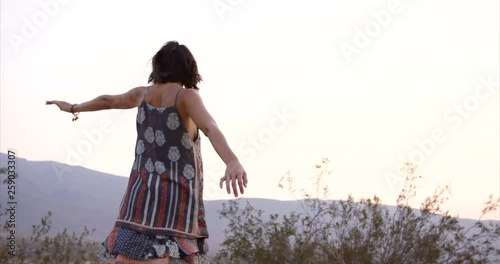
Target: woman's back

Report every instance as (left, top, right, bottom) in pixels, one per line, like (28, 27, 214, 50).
(143, 84, 198, 141)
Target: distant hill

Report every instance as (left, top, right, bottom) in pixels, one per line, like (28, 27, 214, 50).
(0, 153, 497, 255)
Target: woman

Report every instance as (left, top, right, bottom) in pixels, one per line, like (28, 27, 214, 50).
(46, 41, 248, 264)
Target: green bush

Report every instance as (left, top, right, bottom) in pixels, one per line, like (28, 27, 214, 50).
(215, 159, 500, 264)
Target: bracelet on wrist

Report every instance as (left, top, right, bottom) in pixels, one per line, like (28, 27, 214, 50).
(71, 104, 79, 122)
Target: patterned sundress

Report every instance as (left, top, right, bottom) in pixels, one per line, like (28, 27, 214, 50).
(100, 87, 210, 264)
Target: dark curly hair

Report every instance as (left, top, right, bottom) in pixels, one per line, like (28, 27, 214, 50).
(148, 41, 202, 90)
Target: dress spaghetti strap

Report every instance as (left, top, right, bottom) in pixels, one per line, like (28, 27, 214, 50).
(143, 86, 151, 101)
(174, 88, 182, 107)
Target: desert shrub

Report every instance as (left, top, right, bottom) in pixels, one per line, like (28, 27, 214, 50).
(216, 159, 500, 264)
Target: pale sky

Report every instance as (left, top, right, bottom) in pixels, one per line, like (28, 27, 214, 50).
(1, 0, 499, 220)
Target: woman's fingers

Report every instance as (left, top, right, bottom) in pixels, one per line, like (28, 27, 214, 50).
(226, 173, 231, 195)
(46, 100, 62, 110)
(46, 100, 71, 112)
(46, 101, 59, 109)
(238, 173, 245, 195)
(243, 171, 248, 188)
(231, 174, 239, 197)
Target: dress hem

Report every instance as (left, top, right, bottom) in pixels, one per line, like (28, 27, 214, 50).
(115, 220, 209, 239)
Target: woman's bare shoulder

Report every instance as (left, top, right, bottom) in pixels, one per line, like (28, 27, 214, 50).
(129, 86, 148, 97)
(123, 86, 148, 108)
(178, 88, 204, 113)
(179, 88, 201, 100)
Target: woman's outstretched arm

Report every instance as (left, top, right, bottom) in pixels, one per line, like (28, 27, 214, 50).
(181, 89, 248, 197)
(46, 87, 144, 112)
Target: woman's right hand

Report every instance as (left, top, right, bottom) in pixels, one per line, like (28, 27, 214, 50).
(46, 100, 73, 113)
(220, 160, 248, 198)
